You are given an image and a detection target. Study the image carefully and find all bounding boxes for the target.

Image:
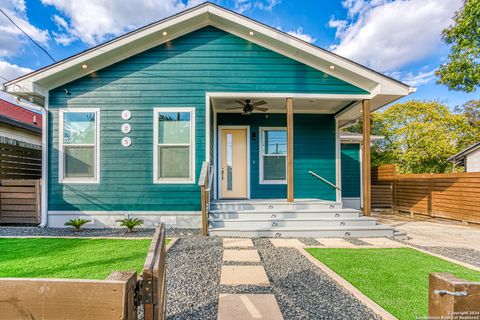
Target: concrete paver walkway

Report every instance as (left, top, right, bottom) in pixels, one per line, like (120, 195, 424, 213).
(223, 249, 261, 262)
(218, 294, 283, 320)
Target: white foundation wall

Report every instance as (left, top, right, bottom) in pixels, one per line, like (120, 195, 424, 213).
(47, 211, 202, 228)
(342, 197, 361, 210)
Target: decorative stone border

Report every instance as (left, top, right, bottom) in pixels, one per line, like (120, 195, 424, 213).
(298, 248, 397, 320)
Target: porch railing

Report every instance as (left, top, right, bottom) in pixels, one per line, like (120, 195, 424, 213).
(198, 161, 213, 237)
(308, 170, 341, 191)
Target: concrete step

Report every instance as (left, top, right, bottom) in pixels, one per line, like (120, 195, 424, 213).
(209, 217, 378, 228)
(209, 210, 361, 220)
(209, 225, 395, 238)
(210, 200, 343, 212)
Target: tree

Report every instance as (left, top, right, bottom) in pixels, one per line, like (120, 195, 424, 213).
(345, 100, 480, 173)
(436, 0, 480, 92)
(455, 99, 480, 127)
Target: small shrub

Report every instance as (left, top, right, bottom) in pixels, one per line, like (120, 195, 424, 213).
(116, 218, 144, 232)
(64, 218, 91, 231)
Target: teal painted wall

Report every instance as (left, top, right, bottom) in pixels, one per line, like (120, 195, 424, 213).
(341, 143, 361, 197)
(48, 26, 365, 211)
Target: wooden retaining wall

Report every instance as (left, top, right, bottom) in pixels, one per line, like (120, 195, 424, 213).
(0, 179, 41, 224)
(0, 224, 168, 320)
(371, 165, 480, 224)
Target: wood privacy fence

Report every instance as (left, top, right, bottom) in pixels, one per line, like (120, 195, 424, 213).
(0, 179, 41, 224)
(0, 224, 168, 320)
(0, 137, 41, 179)
(371, 165, 480, 224)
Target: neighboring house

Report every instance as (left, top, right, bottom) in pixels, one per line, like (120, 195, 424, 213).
(448, 142, 480, 172)
(0, 99, 42, 180)
(0, 99, 42, 146)
(3, 3, 414, 236)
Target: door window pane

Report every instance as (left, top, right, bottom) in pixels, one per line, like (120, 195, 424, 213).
(263, 156, 286, 180)
(65, 147, 95, 178)
(158, 146, 190, 179)
(226, 133, 233, 191)
(158, 112, 190, 144)
(64, 112, 96, 144)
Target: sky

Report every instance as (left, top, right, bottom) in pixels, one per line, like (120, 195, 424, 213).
(0, 0, 477, 109)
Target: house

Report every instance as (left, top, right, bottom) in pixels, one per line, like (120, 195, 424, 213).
(3, 3, 414, 236)
(0, 98, 42, 180)
(448, 142, 480, 172)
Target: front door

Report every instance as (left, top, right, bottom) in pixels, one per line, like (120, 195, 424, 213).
(220, 128, 248, 199)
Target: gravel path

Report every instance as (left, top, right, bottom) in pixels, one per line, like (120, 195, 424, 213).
(166, 236, 379, 320)
(254, 238, 379, 320)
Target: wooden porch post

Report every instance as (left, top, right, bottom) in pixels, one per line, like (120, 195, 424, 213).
(287, 98, 294, 202)
(362, 99, 371, 216)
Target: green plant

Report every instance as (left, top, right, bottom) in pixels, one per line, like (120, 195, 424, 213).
(116, 218, 144, 232)
(64, 218, 91, 231)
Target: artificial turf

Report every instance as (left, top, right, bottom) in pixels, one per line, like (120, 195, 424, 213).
(306, 247, 480, 320)
(0, 238, 152, 279)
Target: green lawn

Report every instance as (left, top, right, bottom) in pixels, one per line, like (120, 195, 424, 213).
(0, 238, 152, 279)
(306, 248, 480, 320)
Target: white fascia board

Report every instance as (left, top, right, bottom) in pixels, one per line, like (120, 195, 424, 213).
(5, 3, 413, 101)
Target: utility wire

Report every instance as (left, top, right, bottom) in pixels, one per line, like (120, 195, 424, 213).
(0, 8, 56, 62)
(0, 75, 10, 82)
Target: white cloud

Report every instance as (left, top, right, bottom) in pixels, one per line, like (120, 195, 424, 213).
(0, 0, 50, 57)
(41, 0, 206, 46)
(0, 60, 32, 84)
(233, 0, 280, 13)
(391, 69, 437, 87)
(286, 27, 316, 44)
(329, 0, 462, 72)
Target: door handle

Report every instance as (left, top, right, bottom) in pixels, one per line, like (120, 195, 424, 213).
(222, 168, 224, 180)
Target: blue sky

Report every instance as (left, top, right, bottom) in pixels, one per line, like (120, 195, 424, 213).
(0, 0, 477, 108)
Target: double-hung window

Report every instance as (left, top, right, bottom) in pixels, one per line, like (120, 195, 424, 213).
(154, 107, 195, 183)
(59, 109, 100, 183)
(260, 127, 287, 184)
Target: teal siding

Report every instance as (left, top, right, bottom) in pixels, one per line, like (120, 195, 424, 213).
(341, 143, 361, 197)
(48, 26, 365, 211)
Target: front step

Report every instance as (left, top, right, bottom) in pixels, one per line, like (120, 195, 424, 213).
(208, 199, 400, 238)
(210, 200, 343, 212)
(209, 225, 395, 238)
(209, 217, 377, 228)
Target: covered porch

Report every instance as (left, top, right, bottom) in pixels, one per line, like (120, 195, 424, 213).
(205, 92, 374, 215)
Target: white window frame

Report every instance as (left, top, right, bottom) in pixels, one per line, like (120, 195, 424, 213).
(153, 107, 195, 184)
(58, 108, 100, 184)
(259, 127, 287, 185)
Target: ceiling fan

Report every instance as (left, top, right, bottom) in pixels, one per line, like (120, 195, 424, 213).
(226, 99, 268, 115)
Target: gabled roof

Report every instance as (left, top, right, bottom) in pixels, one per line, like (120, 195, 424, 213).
(0, 99, 42, 133)
(3, 2, 414, 110)
(448, 142, 480, 166)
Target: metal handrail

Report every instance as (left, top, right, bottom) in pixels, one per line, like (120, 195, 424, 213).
(308, 170, 341, 191)
(199, 161, 214, 237)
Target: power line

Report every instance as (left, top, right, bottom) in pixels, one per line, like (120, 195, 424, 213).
(0, 74, 10, 82)
(0, 8, 56, 63)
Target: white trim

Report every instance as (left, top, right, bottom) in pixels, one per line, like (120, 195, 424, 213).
(206, 92, 372, 100)
(217, 125, 250, 199)
(335, 119, 342, 202)
(48, 210, 201, 216)
(5, 3, 413, 104)
(153, 107, 196, 184)
(213, 108, 218, 199)
(259, 127, 287, 185)
(58, 108, 100, 184)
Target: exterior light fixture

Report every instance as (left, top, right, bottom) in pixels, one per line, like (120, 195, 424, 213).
(82, 64, 88, 69)
(249, 31, 254, 36)
(163, 31, 168, 36)
(329, 65, 335, 70)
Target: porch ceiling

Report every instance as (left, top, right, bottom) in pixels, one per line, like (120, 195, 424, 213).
(212, 97, 358, 114)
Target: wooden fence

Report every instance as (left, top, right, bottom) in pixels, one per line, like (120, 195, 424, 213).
(0, 137, 41, 180)
(429, 273, 480, 319)
(0, 179, 41, 224)
(371, 165, 480, 224)
(0, 224, 167, 320)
